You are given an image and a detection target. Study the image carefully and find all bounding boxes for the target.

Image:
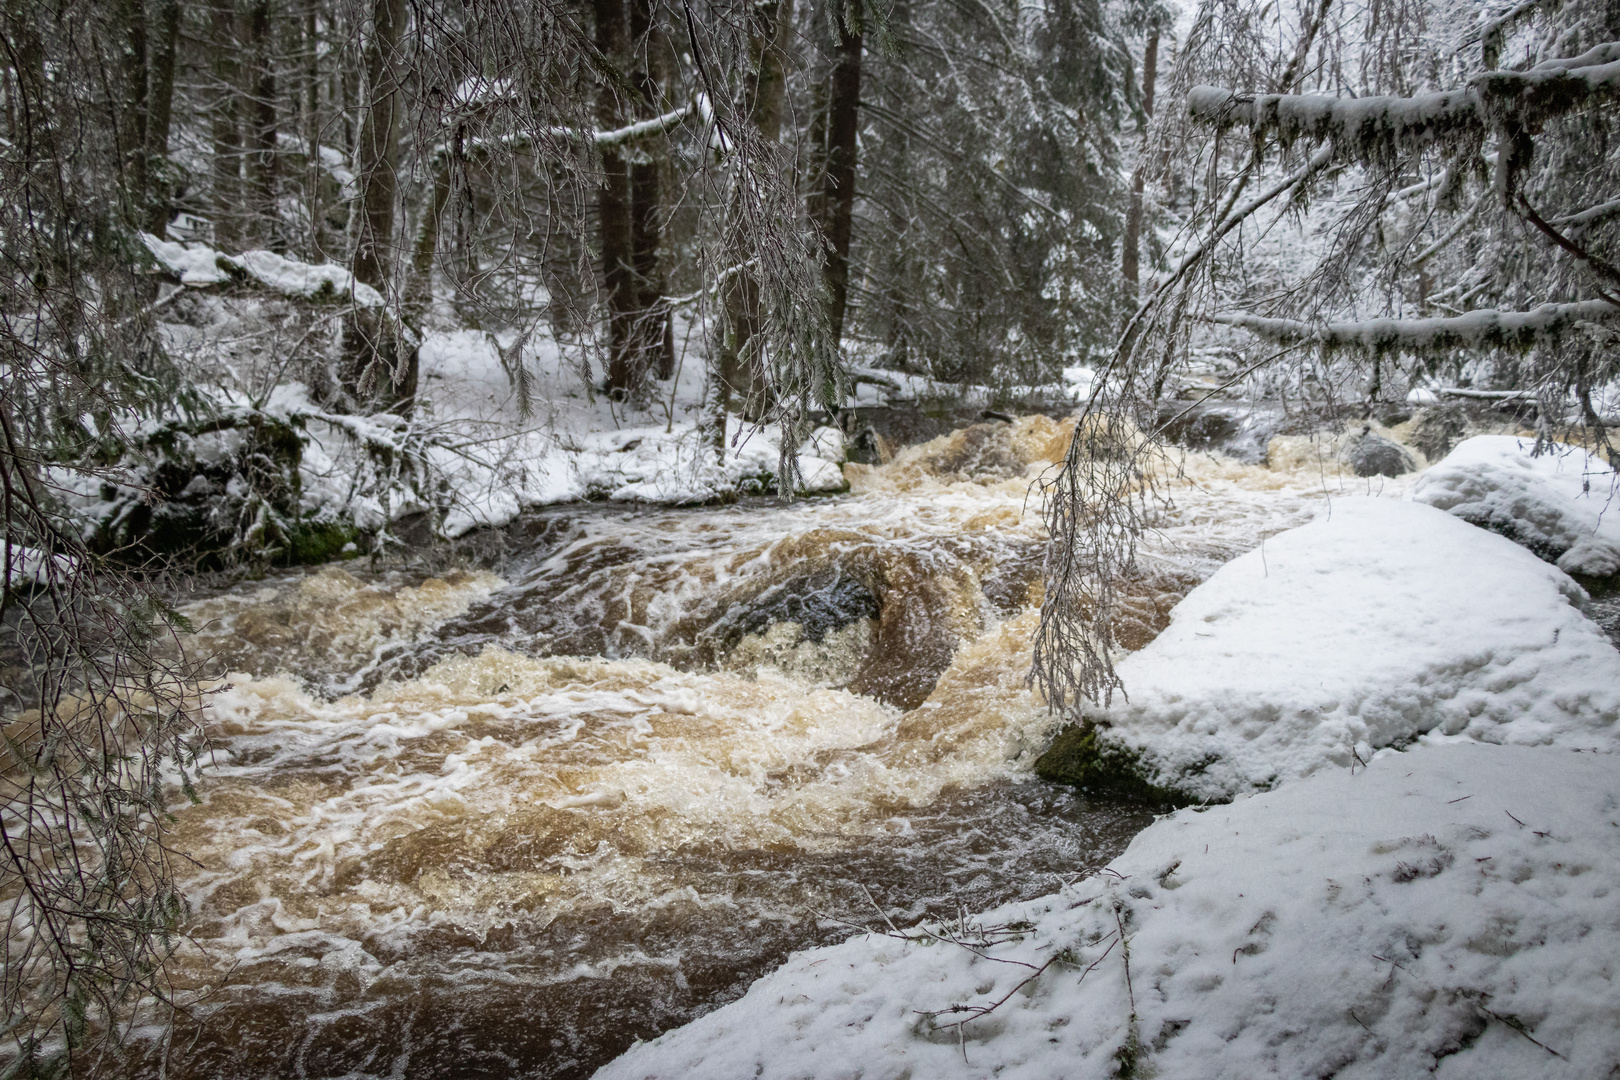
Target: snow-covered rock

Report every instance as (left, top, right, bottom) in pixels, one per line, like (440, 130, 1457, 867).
(596, 743, 1620, 1080)
(1413, 435, 1620, 578)
(1079, 498, 1619, 802)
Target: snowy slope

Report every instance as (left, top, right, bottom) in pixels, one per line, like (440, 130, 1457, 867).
(1092, 498, 1620, 802)
(596, 743, 1620, 1080)
(1412, 435, 1620, 577)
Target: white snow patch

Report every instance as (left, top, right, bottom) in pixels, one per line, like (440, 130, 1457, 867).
(1097, 498, 1620, 801)
(1413, 435, 1620, 577)
(142, 234, 384, 306)
(596, 742, 1620, 1080)
(233, 250, 384, 307)
(3, 545, 76, 586)
(142, 234, 233, 285)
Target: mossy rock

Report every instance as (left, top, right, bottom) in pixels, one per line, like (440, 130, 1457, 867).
(283, 520, 364, 566)
(1034, 722, 1189, 806)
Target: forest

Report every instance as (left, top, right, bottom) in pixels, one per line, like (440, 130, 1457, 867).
(2, 0, 1619, 1075)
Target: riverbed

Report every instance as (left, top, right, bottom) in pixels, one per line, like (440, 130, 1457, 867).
(128, 416, 1343, 1078)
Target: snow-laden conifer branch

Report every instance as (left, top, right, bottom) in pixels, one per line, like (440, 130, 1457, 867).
(1187, 41, 1620, 163)
(1210, 300, 1620, 352)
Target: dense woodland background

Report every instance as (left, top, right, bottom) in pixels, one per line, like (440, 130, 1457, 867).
(4, 0, 1620, 1068)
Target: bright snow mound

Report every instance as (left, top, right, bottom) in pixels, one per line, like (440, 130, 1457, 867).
(1057, 498, 1620, 803)
(1412, 435, 1620, 578)
(595, 743, 1620, 1080)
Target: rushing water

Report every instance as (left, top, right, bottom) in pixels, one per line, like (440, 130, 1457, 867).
(124, 416, 1338, 1079)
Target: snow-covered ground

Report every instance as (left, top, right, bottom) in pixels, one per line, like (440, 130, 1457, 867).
(598, 742, 1620, 1080)
(1413, 435, 1620, 578)
(145, 234, 1109, 541)
(1092, 498, 1620, 802)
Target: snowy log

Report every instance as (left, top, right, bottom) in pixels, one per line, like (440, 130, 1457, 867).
(1210, 300, 1620, 352)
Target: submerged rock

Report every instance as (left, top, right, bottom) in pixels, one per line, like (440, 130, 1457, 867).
(1345, 425, 1416, 477)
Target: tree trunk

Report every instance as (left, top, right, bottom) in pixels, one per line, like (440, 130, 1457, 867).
(596, 0, 636, 397)
(144, 0, 181, 235)
(114, 0, 149, 218)
(211, 0, 241, 248)
(820, 0, 862, 348)
(303, 0, 324, 258)
(629, 0, 672, 381)
(714, 0, 794, 431)
(246, 0, 280, 248)
(344, 0, 415, 413)
(1122, 28, 1158, 290)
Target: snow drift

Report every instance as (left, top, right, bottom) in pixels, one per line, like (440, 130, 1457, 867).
(595, 743, 1620, 1080)
(1054, 498, 1619, 803)
(1412, 435, 1620, 578)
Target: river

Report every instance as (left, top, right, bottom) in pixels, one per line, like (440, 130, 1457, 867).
(127, 415, 1334, 1078)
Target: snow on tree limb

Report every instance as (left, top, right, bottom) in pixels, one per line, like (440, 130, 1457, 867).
(588, 101, 700, 147)
(1210, 300, 1620, 352)
(1187, 85, 1479, 160)
(1187, 42, 1620, 162)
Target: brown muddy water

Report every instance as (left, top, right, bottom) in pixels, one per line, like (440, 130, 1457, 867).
(125, 417, 1338, 1079)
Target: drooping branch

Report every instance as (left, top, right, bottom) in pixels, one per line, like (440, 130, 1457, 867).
(1209, 300, 1620, 352)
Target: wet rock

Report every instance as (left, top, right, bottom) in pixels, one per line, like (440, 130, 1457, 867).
(727, 571, 881, 644)
(1034, 722, 1185, 805)
(1154, 402, 1285, 465)
(1407, 404, 1470, 461)
(1345, 428, 1416, 477)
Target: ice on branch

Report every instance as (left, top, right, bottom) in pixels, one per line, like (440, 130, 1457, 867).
(1210, 300, 1620, 353)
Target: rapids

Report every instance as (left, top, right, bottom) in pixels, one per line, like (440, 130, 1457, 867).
(129, 416, 1348, 1079)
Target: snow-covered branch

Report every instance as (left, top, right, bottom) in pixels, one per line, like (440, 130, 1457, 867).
(586, 101, 699, 148)
(1210, 300, 1620, 352)
(1188, 42, 1620, 162)
(439, 101, 698, 163)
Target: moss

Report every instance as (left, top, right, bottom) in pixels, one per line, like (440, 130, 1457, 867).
(1034, 722, 1189, 807)
(283, 520, 363, 566)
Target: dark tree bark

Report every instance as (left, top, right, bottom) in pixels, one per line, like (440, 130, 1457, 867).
(302, 0, 325, 258)
(351, 0, 403, 291)
(246, 0, 281, 248)
(113, 0, 149, 213)
(596, 0, 636, 397)
(1122, 28, 1158, 290)
(211, 0, 241, 248)
(628, 0, 673, 381)
(819, 0, 862, 348)
(344, 0, 416, 413)
(144, 0, 181, 235)
(714, 0, 793, 426)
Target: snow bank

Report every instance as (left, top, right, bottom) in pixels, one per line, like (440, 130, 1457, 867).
(1413, 435, 1620, 578)
(1085, 498, 1620, 802)
(3, 545, 75, 586)
(596, 743, 1620, 1079)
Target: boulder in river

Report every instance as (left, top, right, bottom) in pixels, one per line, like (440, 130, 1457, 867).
(1344, 426, 1416, 477)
